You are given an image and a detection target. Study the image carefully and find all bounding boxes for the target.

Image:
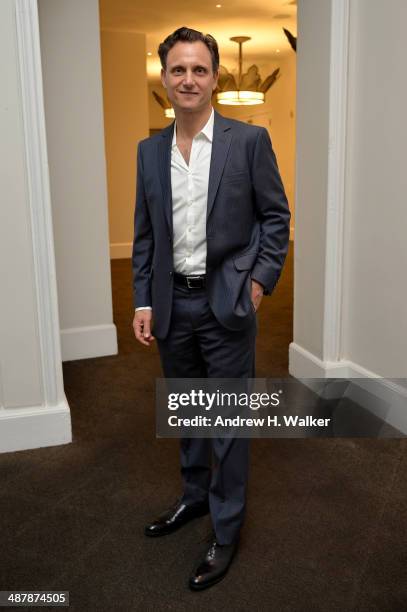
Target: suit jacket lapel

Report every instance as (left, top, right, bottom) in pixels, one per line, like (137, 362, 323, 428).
(207, 111, 233, 220)
(158, 122, 174, 235)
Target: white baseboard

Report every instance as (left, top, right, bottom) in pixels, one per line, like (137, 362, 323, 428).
(61, 323, 118, 362)
(289, 342, 350, 378)
(289, 342, 407, 434)
(110, 242, 132, 259)
(0, 398, 72, 454)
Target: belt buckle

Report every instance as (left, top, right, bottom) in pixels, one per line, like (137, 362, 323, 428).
(186, 276, 201, 289)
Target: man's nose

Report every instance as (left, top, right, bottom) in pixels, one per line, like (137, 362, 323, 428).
(182, 71, 195, 86)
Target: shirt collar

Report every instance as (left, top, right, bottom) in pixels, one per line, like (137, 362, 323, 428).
(172, 107, 214, 148)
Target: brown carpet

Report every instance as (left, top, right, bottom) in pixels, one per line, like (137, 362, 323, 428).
(1, 244, 407, 611)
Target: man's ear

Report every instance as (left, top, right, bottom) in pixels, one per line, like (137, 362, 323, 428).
(161, 68, 167, 89)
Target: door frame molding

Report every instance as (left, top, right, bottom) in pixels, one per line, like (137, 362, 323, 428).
(15, 0, 65, 405)
(0, 0, 71, 453)
(323, 0, 350, 363)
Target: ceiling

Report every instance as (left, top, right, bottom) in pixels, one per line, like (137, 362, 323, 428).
(99, 0, 297, 80)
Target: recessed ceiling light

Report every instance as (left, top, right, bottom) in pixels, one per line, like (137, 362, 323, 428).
(216, 4, 222, 7)
(276, 49, 280, 53)
(147, 52, 152, 56)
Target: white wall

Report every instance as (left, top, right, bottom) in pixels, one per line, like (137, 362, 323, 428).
(0, 0, 43, 408)
(292, 0, 331, 361)
(342, 0, 407, 378)
(0, 0, 70, 452)
(100, 30, 150, 259)
(38, 0, 117, 361)
(290, 0, 407, 432)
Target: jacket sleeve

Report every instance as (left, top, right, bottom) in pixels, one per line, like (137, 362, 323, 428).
(132, 142, 154, 309)
(250, 127, 291, 295)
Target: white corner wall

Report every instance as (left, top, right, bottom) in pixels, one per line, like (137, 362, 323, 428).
(38, 0, 117, 361)
(0, 0, 71, 453)
(290, 0, 407, 432)
(291, 0, 332, 363)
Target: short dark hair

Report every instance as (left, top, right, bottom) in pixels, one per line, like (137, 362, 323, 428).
(158, 27, 219, 73)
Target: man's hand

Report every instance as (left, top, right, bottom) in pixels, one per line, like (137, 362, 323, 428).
(251, 279, 264, 312)
(133, 309, 155, 346)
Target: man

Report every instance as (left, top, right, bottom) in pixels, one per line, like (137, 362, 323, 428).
(132, 27, 290, 590)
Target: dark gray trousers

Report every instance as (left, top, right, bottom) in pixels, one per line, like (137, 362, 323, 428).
(156, 281, 257, 545)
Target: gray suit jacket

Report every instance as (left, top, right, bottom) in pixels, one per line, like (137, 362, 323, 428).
(132, 110, 290, 339)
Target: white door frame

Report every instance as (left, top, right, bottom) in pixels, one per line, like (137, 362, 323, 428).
(322, 0, 350, 364)
(0, 0, 71, 453)
(15, 0, 64, 404)
(289, 0, 350, 378)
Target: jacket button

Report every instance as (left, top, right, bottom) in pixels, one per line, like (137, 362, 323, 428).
(169, 271, 173, 276)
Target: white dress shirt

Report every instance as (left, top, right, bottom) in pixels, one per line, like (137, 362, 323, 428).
(171, 107, 213, 275)
(136, 108, 214, 311)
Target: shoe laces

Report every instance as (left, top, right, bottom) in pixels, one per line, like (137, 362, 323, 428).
(207, 540, 218, 559)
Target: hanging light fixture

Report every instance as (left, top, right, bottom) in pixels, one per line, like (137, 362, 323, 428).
(216, 36, 279, 106)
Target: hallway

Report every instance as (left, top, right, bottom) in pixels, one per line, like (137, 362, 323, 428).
(1, 248, 406, 610)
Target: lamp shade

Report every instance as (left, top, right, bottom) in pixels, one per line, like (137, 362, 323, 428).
(216, 90, 265, 106)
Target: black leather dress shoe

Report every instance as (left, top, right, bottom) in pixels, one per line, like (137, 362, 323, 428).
(144, 498, 209, 537)
(189, 537, 239, 590)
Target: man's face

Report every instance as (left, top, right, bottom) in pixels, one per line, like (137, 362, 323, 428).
(161, 41, 218, 114)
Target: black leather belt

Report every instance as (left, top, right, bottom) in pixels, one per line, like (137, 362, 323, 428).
(173, 273, 206, 289)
